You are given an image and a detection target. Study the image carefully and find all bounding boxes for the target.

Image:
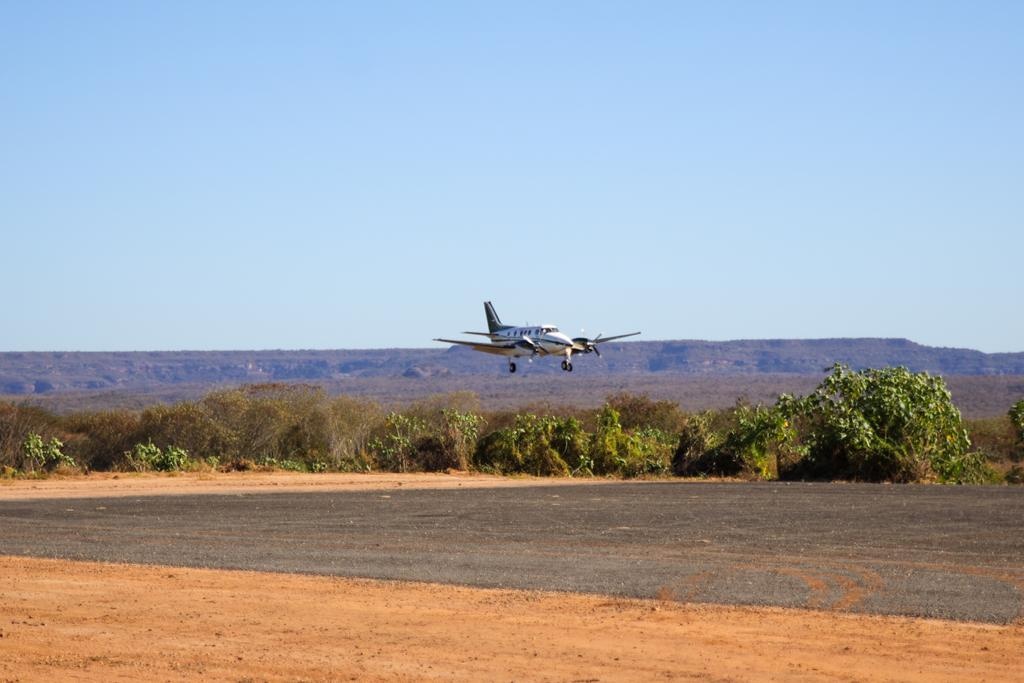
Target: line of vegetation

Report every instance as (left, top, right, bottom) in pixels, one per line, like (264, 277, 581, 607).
(2, 365, 1022, 484)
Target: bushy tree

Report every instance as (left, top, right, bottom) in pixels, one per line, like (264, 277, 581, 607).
(606, 392, 686, 434)
(199, 384, 331, 467)
(404, 391, 482, 424)
(62, 411, 142, 471)
(324, 396, 382, 471)
(139, 402, 232, 460)
(787, 364, 986, 483)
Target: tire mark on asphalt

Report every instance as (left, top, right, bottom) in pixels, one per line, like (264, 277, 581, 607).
(666, 559, 941, 616)
(670, 569, 718, 603)
(821, 563, 885, 612)
(828, 571, 871, 612)
(773, 567, 831, 609)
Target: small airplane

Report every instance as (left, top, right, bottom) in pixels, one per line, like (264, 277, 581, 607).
(434, 301, 640, 373)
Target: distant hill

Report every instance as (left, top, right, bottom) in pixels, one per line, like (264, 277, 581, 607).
(2, 338, 1023, 396)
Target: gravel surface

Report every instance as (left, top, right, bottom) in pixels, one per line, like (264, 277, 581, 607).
(2, 481, 1021, 623)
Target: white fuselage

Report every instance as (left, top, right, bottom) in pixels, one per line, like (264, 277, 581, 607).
(492, 325, 575, 358)
(434, 301, 637, 373)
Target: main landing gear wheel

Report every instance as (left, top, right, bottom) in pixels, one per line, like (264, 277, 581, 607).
(561, 360, 573, 372)
(509, 362, 517, 373)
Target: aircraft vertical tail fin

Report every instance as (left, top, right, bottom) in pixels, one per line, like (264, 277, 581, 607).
(484, 301, 504, 333)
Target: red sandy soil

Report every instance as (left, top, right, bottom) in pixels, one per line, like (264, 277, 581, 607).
(1, 473, 1022, 681)
(2, 557, 1021, 682)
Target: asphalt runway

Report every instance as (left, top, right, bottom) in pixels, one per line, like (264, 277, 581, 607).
(1, 481, 1022, 623)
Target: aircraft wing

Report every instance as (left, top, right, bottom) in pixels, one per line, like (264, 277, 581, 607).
(434, 338, 520, 356)
(592, 332, 641, 344)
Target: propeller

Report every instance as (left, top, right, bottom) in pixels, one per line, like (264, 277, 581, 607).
(571, 331, 640, 356)
(571, 333, 603, 356)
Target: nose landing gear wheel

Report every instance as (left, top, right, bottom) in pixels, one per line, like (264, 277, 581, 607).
(561, 360, 573, 372)
(509, 362, 516, 373)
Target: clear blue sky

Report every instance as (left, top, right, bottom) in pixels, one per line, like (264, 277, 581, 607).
(3, 2, 1021, 352)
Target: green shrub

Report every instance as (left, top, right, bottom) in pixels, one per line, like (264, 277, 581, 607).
(1010, 399, 1024, 457)
(158, 445, 190, 471)
(624, 427, 676, 477)
(475, 414, 589, 475)
(405, 410, 486, 473)
(21, 433, 76, 473)
(550, 417, 591, 475)
(672, 410, 738, 477)
(368, 412, 427, 472)
(473, 424, 512, 474)
(715, 402, 808, 480)
(786, 365, 973, 482)
(381, 396, 486, 472)
(331, 452, 373, 473)
(930, 450, 1001, 485)
(253, 456, 307, 472)
(123, 441, 190, 472)
(589, 405, 630, 475)
(123, 441, 160, 471)
(474, 414, 571, 476)
(0, 404, 58, 470)
(588, 405, 673, 477)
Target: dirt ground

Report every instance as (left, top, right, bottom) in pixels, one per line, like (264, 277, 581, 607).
(2, 473, 1022, 682)
(0, 470, 613, 501)
(2, 556, 1021, 682)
